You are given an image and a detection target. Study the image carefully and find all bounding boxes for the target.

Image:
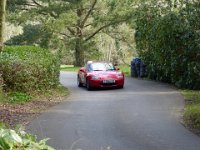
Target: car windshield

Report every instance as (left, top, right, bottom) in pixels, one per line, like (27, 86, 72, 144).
(89, 63, 115, 71)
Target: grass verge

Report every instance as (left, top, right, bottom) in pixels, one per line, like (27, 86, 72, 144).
(182, 90, 200, 134)
(0, 85, 69, 127)
(118, 65, 131, 77)
(60, 65, 80, 72)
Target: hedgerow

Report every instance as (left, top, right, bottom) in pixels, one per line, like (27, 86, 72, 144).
(0, 74, 3, 101)
(135, 1, 200, 89)
(0, 46, 60, 93)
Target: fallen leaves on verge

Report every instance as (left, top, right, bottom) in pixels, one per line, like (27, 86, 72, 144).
(0, 96, 65, 127)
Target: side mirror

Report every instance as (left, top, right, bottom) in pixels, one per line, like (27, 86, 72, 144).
(116, 67, 120, 71)
(80, 67, 85, 72)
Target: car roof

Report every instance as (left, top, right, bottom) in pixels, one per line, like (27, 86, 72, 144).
(87, 61, 112, 64)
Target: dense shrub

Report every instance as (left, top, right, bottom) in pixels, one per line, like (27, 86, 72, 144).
(0, 74, 3, 100)
(0, 46, 60, 93)
(0, 124, 55, 150)
(135, 1, 200, 89)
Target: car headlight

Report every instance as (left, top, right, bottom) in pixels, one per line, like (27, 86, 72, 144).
(91, 76, 100, 80)
(117, 74, 124, 79)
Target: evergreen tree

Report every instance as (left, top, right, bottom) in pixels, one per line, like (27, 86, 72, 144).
(7, 0, 137, 66)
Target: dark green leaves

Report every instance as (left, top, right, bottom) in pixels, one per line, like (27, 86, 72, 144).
(0, 46, 60, 93)
(134, 1, 200, 89)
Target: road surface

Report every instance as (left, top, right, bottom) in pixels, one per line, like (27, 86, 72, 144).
(27, 71, 200, 150)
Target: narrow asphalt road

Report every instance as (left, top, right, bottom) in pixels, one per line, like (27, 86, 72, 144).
(27, 71, 200, 150)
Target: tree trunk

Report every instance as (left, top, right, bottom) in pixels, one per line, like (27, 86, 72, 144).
(74, 6, 85, 67)
(75, 38, 85, 66)
(0, 0, 6, 52)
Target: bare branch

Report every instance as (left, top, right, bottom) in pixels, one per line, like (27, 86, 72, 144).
(31, 0, 43, 7)
(67, 27, 76, 35)
(81, 0, 97, 27)
(107, 33, 134, 49)
(23, 3, 37, 7)
(84, 23, 93, 27)
(85, 20, 125, 41)
(60, 33, 71, 38)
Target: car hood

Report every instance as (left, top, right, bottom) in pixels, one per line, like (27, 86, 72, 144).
(89, 71, 123, 78)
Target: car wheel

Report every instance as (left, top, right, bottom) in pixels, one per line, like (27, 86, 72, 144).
(86, 79, 92, 91)
(77, 76, 83, 87)
(119, 85, 124, 89)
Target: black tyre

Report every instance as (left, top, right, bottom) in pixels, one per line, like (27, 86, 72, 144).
(86, 79, 92, 91)
(77, 76, 83, 87)
(119, 85, 124, 89)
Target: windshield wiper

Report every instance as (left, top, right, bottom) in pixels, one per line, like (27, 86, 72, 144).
(93, 70, 104, 71)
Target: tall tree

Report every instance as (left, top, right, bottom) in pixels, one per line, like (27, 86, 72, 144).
(7, 0, 136, 66)
(0, 0, 6, 52)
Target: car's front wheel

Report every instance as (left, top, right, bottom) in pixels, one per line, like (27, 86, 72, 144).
(118, 85, 124, 89)
(86, 79, 92, 91)
(77, 76, 83, 87)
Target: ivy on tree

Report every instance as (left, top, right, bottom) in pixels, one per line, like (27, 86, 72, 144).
(0, 0, 7, 52)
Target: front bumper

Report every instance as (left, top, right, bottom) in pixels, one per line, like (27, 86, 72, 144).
(89, 78, 124, 88)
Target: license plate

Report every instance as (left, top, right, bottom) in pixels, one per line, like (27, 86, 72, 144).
(103, 80, 115, 84)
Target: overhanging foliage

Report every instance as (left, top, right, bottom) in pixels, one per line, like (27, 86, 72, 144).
(7, 0, 138, 66)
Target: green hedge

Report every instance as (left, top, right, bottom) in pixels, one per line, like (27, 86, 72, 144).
(0, 74, 3, 100)
(135, 1, 200, 89)
(0, 46, 60, 93)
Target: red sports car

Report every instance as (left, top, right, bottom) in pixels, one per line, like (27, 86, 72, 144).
(77, 61, 124, 90)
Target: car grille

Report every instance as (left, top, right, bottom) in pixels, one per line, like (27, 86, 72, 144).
(102, 83, 116, 85)
(101, 80, 117, 86)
